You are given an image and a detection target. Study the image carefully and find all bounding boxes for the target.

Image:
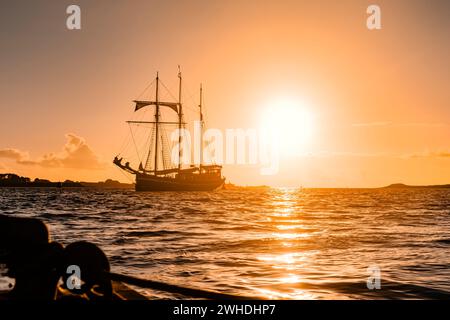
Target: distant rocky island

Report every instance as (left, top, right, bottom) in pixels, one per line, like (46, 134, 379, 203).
(79, 179, 135, 189)
(383, 183, 450, 189)
(0, 173, 134, 189)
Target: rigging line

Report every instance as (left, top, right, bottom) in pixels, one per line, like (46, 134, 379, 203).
(181, 92, 198, 114)
(136, 78, 156, 99)
(145, 124, 156, 171)
(161, 127, 171, 170)
(113, 165, 134, 184)
(159, 79, 199, 122)
(117, 94, 150, 158)
(202, 94, 208, 126)
(162, 126, 173, 170)
(159, 79, 178, 103)
(116, 131, 131, 156)
(133, 123, 154, 129)
(115, 115, 133, 156)
(129, 123, 142, 165)
(125, 80, 154, 128)
(142, 123, 153, 167)
(116, 101, 142, 156)
(159, 76, 197, 114)
(134, 100, 150, 125)
(180, 100, 198, 113)
(184, 82, 199, 110)
(180, 93, 198, 114)
(161, 130, 169, 169)
(132, 79, 156, 125)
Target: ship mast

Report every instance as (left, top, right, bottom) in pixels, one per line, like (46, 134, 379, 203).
(178, 66, 183, 171)
(199, 84, 203, 167)
(154, 72, 160, 174)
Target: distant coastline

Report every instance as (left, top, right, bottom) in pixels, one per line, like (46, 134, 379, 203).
(1, 173, 449, 190)
(0, 173, 134, 189)
(382, 183, 450, 189)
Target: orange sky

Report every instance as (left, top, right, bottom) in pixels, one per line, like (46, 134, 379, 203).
(0, 0, 449, 187)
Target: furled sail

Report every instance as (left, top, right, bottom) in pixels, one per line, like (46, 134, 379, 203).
(133, 100, 179, 114)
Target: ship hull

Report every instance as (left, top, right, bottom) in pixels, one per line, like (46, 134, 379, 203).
(135, 173, 225, 191)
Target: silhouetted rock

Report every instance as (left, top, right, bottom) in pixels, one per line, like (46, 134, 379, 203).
(0, 173, 82, 188)
(384, 183, 450, 189)
(80, 179, 134, 189)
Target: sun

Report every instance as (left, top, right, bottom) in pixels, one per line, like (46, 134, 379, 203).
(259, 97, 316, 156)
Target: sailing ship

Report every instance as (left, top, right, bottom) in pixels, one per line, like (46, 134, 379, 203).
(113, 70, 225, 191)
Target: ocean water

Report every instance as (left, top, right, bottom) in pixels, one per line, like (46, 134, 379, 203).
(1, 187, 450, 299)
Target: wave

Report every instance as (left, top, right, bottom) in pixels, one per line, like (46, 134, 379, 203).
(3, 187, 450, 299)
(302, 279, 450, 299)
(123, 230, 207, 237)
(433, 239, 450, 244)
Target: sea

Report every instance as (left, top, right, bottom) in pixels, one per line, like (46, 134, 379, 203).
(1, 187, 449, 299)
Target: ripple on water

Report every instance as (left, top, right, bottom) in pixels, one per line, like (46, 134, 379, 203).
(1, 187, 449, 299)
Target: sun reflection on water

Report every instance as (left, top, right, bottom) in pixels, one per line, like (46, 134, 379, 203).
(252, 287, 316, 300)
(255, 188, 319, 299)
(271, 232, 311, 239)
(279, 274, 302, 284)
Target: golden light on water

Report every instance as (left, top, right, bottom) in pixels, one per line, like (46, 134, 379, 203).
(279, 274, 302, 284)
(276, 224, 305, 230)
(256, 251, 319, 298)
(269, 188, 310, 239)
(252, 287, 316, 300)
(255, 250, 319, 299)
(271, 232, 311, 239)
(254, 188, 321, 299)
(281, 241, 295, 248)
(258, 253, 297, 265)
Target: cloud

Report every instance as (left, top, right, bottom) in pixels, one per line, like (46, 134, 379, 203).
(397, 123, 447, 128)
(0, 133, 106, 170)
(0, 148, 29, 161)
(309, 150, 450, 160)
(409, 151, 450, 159)
(36, 134, 105, 169)
(352, 121, 391, 127)
(310, 151, 387, 158)
(437, 152, 450, 158)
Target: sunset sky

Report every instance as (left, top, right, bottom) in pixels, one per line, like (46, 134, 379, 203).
(0, 0, 449, 187)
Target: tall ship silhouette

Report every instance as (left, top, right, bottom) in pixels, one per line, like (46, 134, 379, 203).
(114, 69, 225, 191)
